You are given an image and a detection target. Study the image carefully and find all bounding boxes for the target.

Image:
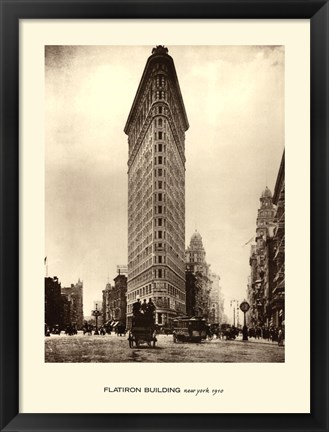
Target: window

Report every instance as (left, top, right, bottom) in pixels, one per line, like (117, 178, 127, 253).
(158, 168, 162, 176)
(158, 132, 163, 140)
(158, 144, 162, 152)
(158, 206, 162, 213)
(156, 75, 165, 87)
(158, 218, 162, 226)
(158, 156, 162, 164)
(158, 231, 162, 239)
(158, 118, 163, 127)
(158, 181, 162, 189)
(159, 106, 163, 114)
(158, 256, 162, 263)
(158, 193, 162, 201)
(158, 269, 162, 278)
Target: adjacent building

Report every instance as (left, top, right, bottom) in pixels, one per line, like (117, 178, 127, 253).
(208, 272, 225, 325)
(247, 187, 276, 327)
(45, 276, 84, 330)
(45, 276, 62, 329)
(61, 279, 84, 329)
(185, 231, 213, 319)
(124, 45, 189, 328)
(102, 281, 112, 324)
(247, 151, 285, 329)
(271, 151, 285, 327)
(102, 272, 127, 326)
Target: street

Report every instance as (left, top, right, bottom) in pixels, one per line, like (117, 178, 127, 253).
(45, 332, 284, 363)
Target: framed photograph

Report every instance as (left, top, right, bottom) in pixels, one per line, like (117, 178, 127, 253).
(1, 1, 328, 431)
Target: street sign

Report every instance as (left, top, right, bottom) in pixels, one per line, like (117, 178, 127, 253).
(117, 265, 128, 274)
(240, 301, 250, 312)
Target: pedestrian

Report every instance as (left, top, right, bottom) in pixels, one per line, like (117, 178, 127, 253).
(278, 327, 284, 346)
(146, 297, 155, 319)
(45, 323, 50, 337)
(141, 299, 148, 314)
(132, 298, 141, 316)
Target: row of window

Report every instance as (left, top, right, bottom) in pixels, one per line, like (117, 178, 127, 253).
(128, 269, 153, 289)
(155, 91, 166, 100)
(154, 143, 165, 153)
(156, 74, 166, 87)
(155, 168, 164, 177)
(155, 131, 166, 140)
(127, 284, 152, 302)
(154, 180, 163, 190)
(154, 156, 165, 165)
(155, 117, 165, 128)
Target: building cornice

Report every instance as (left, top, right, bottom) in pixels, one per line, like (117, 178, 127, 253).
(273, 150, 285, 204)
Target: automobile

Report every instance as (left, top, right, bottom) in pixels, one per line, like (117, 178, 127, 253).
(220, 323, 237, 340)
(172, 316, 207, 343)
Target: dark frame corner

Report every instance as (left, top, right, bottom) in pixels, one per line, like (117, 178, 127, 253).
(1, 1, 328, 431)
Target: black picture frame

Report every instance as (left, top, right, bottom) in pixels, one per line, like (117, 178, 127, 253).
(1, 1, 328, 431)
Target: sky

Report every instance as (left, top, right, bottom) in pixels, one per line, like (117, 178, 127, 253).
(45, 45, 284, 319)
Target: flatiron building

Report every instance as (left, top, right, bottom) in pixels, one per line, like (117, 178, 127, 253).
(124, 46, 189, 327)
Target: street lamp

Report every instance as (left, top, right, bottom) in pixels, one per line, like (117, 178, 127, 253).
(91, 303, 101, 335)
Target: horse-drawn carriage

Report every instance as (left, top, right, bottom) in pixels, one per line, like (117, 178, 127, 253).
(128, 323, 157, 348)
(128, 299, 157, 348)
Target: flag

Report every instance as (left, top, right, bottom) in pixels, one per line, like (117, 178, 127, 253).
(243, 236, 254, 247)
(44, 256, 47, 265)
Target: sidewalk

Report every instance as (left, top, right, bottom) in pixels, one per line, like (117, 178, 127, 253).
(234, 335, 285, 345)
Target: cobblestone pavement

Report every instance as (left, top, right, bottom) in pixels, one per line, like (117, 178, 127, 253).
(45, 332, 284, 363)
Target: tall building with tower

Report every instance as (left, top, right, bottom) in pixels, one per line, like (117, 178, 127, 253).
(124, 46, 189, 327)
(248, 187, 276, 327)
(185, 231, 213, 318)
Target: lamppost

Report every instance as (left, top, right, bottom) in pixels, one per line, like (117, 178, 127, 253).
(240, 301, 250, 341)
(92, 303, 101, 335)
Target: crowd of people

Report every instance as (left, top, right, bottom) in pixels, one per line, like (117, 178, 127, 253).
(132, 298, 156, 327)
(248, 326, 285, 345)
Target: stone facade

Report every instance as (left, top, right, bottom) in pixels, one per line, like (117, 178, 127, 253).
(208, 272, 225, 325)
(271, 151, 285, 327)
(102, 282, 112, 323)
(247, 152, 285, 329)
(102, 274, 127, 325)
(124, 46, 189, 327)
(185, 231, 213, 319)
(247, 187, 276, 327)
(61, 279, 84, 329)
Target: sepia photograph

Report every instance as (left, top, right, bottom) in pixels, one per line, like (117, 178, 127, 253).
(44, 44, 285, 363)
